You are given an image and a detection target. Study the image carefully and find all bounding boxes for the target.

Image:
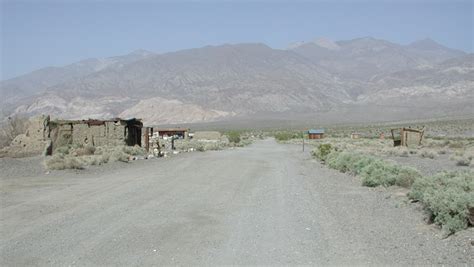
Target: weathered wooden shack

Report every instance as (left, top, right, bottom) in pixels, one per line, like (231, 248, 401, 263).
(390, 127, 425, 147)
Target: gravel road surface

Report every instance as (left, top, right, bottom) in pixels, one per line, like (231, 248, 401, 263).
(1, 139, 472, 265)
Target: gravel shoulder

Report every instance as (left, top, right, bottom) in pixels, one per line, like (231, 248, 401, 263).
(1, 139, 472, 265)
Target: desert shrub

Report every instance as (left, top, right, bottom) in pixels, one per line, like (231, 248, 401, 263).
(227, 131, 241, 144)
(196, 144, 205, 152)
(45, 154, 84, 170)
(420, 149, 437, 159)
(44, 144, 150, 170)
(312, 143, 333, 161)
(109, 149, 129, 162)
(327, 151, 363, 174)
(274, 131, 304, 141)
(385, 147, 409, 157)
(448, 141, 465, 149)
(79, 155, 108, 166)
(351, 155, 376, 175)
(75, 145, 96, 156)
(238, 138, 253, 147)
(437, 148, 448, 155)
(395, 166, 422, 188)
(409, 171, 474, 235)
(122, 145, 146, 156)
(360, 159, 398, 187)
(317, 149, 421, 188)
(55, 145, 71, 155)
(455, 157, 471, 166)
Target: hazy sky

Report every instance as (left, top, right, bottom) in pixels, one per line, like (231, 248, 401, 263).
(1, 0, 473, 80)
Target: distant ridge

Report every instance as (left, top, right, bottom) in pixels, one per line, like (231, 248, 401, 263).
(1, 37, 472, 125)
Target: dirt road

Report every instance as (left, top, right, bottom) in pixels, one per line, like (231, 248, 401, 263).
(1, 139, 472, 265)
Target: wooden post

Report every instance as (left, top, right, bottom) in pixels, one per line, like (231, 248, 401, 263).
(302, 134, 305, 152)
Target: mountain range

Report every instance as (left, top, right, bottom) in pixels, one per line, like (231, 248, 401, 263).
(1, 37, 472, 126)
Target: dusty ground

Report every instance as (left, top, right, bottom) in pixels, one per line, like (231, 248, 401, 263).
(381, 153, 473, 176)
(0, 139, 472, 265)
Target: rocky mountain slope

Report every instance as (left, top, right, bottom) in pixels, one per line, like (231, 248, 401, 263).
(1, 37, 472, 125)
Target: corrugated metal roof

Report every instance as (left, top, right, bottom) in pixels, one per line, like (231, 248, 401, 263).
(308, 129, 325, 134)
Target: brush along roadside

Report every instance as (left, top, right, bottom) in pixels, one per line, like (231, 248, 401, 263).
(44, 145, 147, 170)
(312, 143, 474, 236)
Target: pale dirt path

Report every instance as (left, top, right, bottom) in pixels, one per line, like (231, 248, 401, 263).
(0, 139, 472, 265)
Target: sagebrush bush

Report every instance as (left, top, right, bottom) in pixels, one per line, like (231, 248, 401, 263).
(315, 149, 421, 188)
(395, 166, 422, 188)
(274, 131, 303, 142)
(227, 131, 241, 144)
(312, 143, 332, 161)
(409, 171, 474, 235)
(360, 159, 398, 187)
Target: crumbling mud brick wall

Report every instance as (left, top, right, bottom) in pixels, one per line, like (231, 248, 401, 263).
(49, 118, 143, 153)
(2, 117, 143, 157)
(2, 115, 52, 157)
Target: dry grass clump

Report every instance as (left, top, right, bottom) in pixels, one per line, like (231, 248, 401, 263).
(454, 157, 471, 166)
(383, 147, 410, 157)
(45, 154, 84, 170)
(175, 139, 234, 152)
(409, 171, 474, 235)
(419, 149, 437, 159)
(74, 145, 96, 156)
(449, 148, 474, 166)
(45, 144, 146, 170)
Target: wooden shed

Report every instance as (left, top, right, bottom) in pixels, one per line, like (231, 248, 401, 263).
(390, 127, 425, 147)
(308, 129, 325, 139)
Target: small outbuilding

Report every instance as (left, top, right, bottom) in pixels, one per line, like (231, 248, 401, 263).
(155, 128, 189, 139)
(350, 132, 361, 139)
(390, 127, 425, 147)
(308, 129, 325, 139)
